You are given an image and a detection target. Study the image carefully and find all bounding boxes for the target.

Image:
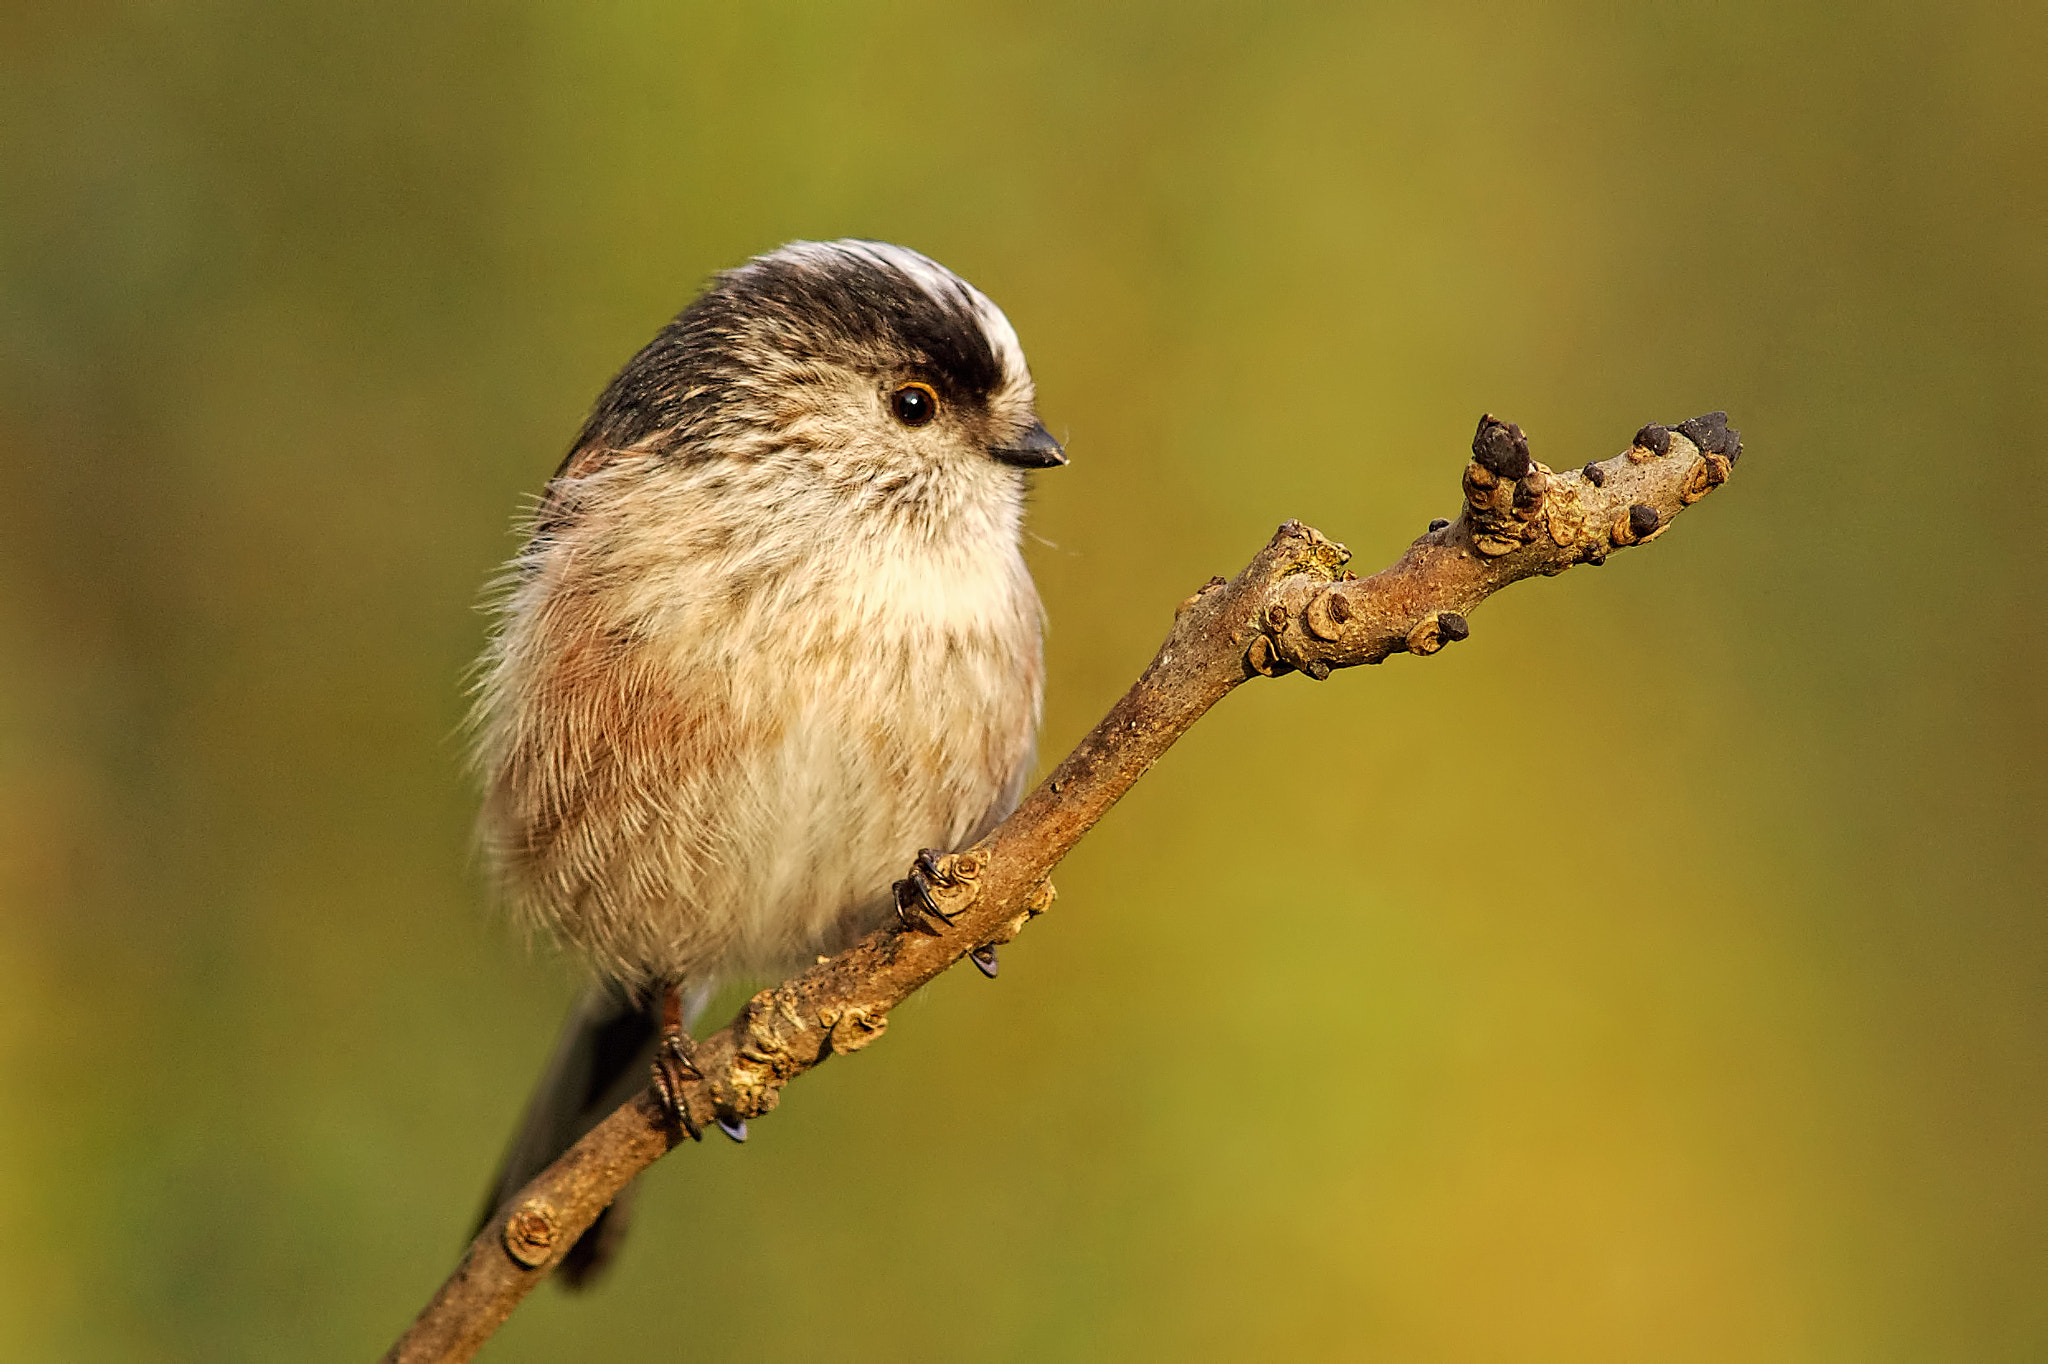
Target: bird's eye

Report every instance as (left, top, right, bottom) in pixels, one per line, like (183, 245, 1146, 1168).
(889, 382, 938, 428)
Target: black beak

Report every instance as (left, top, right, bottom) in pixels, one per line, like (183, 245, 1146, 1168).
(990, 419, 1067, 469)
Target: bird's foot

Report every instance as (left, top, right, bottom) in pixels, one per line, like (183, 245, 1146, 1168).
(650, 1027, 703, 1140)
(892, 847, 979, 934)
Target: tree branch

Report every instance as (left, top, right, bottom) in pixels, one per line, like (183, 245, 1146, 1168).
(382, 411, 1744, 1363)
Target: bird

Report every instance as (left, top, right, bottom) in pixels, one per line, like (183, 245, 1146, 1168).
(468, 239, 1065, 1284)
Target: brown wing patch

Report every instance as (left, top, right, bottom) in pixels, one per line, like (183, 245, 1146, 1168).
(483, 596, 759, 963)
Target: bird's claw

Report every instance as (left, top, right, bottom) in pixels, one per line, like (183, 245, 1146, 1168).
(892, 847, 960, 934)
(650, 1028, 703, 1140)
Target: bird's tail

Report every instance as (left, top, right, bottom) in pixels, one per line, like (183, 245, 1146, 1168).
(475, 980, 659, 1289)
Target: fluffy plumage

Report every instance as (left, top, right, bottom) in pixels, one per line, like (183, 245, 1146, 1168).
(471, 241, 1058, 1278)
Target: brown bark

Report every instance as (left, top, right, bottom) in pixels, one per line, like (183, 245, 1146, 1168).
(381, 411, 1743, 1363)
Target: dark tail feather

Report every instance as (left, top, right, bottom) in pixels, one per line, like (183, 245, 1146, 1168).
(557, 1191, 636, 1289)
(475, 981, 658, 1289)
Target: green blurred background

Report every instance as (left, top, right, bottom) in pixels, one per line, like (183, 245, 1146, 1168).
(2, 1, 2042, 1359)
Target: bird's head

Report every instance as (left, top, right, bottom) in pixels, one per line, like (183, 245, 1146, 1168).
(561, 240, 1063, 517)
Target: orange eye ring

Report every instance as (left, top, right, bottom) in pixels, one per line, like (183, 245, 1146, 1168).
(889, 382, 939, 428)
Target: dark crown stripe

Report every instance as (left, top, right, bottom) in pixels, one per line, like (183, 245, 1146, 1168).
(571, 243, 1002, 459)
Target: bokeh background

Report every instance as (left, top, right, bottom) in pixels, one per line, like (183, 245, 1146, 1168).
(3, 2, 2043, 1360)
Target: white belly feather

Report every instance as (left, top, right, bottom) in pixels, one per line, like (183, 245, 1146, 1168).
(478, 454, 1043, 994)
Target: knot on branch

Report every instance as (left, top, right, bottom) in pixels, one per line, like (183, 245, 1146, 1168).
(1245, 632, 1288, 678)
(720, 987, 823, 1116)
(1680, 450, 1734, 504)
(817, 1004, 889, 1055)
(1630, 423, 1674, 459)
(1405, 611, 1471, 656)
(1299, 585, 1353, 642)
(502, 1199, 561, 1269)
(1249, 627, 1336, 679)
(1271, 520, 1352, 580)
(1612, 503, 1662, 545)
(1242, 525, 1356, 679)
(1463, 416, 1586, 557)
